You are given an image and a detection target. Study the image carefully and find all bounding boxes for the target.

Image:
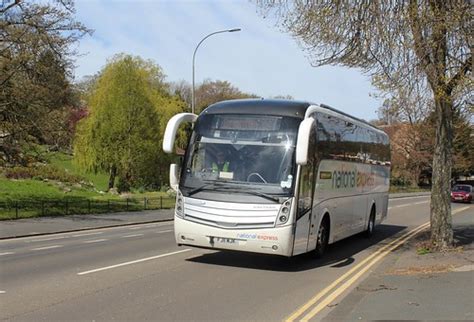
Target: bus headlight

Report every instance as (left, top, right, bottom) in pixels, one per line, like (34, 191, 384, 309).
(277, 199, 292, 225)
(175, 191, 184, 218)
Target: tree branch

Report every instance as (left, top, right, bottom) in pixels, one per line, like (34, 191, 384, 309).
(446, 55, 472, 95)
(408, 0, 437, 87)
(0, 0, 20, 13)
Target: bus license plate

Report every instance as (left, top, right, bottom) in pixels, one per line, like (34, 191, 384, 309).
(214, 237, 237, 244)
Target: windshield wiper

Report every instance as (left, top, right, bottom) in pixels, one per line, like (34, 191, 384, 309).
(237, 189, 280, 202)
(185, 182, 227, 196)
(212, 185, 281, 202)
(184, 183, 281, 202)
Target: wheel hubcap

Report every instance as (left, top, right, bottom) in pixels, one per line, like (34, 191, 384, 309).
(318, 226, 326, 246)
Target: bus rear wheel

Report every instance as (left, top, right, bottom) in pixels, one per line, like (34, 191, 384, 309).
(314, 218, 329, 258)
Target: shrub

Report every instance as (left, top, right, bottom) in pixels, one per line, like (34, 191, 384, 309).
(116, 177, 131, 193)
(166, 189, 176, 198)
(390, 176, 412, 187)
(4, 165, 86, 184)
(4, 167, 38, 179)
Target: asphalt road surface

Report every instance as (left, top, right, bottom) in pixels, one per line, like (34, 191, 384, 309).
(0, 196, 472, 321)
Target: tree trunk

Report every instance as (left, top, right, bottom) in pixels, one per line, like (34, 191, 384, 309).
(430, 95, 454, 249)
(108, 164, 117, 191)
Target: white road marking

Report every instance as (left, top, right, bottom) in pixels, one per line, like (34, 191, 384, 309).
(121, 234, 144, 238)
(78, 249, 192, 275)
(389, 201, 429, 209)
(454, 206, 471, 214)
(31, 245, 63, 251)
(0, 291, 5, 294)
(141, 223, 160, 228)
(156, 229, 173, 234)
(82, 239, 108, 244)
(129, 223, 169, 230)
(128, 226, 148, 230)
(389, 195, 429, 201)
(154, 222, 174, 227)
(72, 232, 103, 237)
(0, 252, 14, 256)
(28, 236, 68, 243)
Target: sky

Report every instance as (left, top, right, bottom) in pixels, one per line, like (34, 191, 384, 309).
(74, 0, 382, 121)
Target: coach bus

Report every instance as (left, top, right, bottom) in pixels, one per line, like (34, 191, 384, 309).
(162, 99, 390, 257)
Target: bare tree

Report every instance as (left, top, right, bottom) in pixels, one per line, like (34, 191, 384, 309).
(169, 79, 258, 114)
(257, 0, 472, 249)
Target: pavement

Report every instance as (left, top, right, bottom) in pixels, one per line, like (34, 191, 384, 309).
(0, 192, 430, 239)
(323, 209, 474, 321)
(1, 194, 472, 321)
(0, 209, 174, 239)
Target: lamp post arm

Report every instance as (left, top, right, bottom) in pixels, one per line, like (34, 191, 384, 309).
(191, 29, 240, 114)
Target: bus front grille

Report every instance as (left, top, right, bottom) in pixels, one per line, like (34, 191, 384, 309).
(183, 198, 279, 229)
(184, 214, 275, 229)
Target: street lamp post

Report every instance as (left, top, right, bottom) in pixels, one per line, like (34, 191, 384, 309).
(192, 28, 241, 114)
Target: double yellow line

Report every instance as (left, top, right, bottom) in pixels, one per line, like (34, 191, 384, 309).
(286, 206, 471, 322)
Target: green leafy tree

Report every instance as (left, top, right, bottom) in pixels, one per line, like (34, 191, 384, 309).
(0, 1, 91, 164)
(74, 54, 184, 191)
(258, 1, 472, 249)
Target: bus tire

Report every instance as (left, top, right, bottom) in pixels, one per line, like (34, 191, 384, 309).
(365, 206, 376, 238)
(314, 216, 329, 258)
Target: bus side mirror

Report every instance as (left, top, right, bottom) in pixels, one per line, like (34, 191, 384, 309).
(296, 118, 315, 165)
(169, 163, 180, 192)
(163, 113, 198, 154)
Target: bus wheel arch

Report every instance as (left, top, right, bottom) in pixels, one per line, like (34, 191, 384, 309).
(314, 212, 330, 258)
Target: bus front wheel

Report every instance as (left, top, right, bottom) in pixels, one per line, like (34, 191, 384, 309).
(314, 217, 329, 258)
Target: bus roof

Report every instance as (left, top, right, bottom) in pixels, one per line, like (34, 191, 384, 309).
(203, 99, 311, 119)
(202, 99, 382, 132)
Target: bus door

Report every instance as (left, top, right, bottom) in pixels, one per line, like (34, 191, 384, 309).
(293, 125, 316, 255)
(293, 163, 316, 255)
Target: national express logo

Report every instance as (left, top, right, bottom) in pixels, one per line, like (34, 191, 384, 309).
(320, 167, 376, 189)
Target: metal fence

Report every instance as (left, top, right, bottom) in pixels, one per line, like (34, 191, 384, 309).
(0, 197, 176, 220)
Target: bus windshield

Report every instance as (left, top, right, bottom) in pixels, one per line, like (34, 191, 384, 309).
(181, 114, 301, 197)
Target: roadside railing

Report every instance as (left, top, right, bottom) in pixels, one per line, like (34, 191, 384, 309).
(0, 197, 176, 220)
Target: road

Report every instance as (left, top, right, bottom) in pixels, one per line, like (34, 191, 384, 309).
(0, 196, 472, 321)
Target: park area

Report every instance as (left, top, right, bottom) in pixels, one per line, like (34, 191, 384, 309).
(0, 151, 175, 220)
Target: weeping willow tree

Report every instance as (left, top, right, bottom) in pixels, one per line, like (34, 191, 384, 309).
(257, 1, 472, 249)
(74, 54, 186, 191)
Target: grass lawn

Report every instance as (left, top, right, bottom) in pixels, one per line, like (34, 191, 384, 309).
(0, 177, 174, 220)
(0, 177, 111, 202)
(47, 151, 110, 192)
(0, 150, 175, 219)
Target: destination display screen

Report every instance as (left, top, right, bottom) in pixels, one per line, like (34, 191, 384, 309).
(215, 116, 282, 131)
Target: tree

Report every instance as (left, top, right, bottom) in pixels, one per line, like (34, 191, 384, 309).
(424, 107, 474, 179)
(170, 79, 258, 113)
(382, 123, 433, 186)
(74, 54, 184, 191)
(258, 1, 471, 249)
(0, 0, 91, 164)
